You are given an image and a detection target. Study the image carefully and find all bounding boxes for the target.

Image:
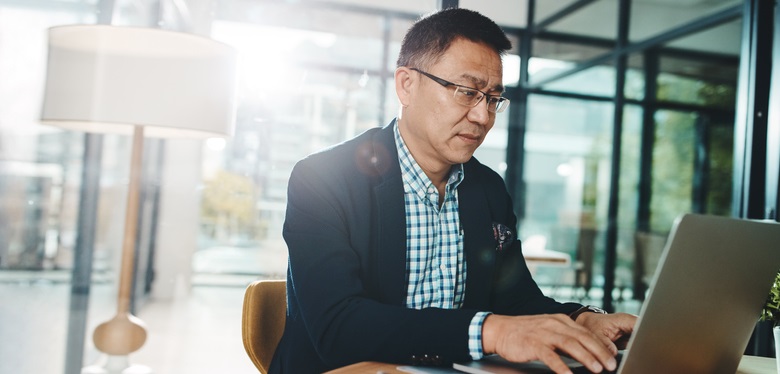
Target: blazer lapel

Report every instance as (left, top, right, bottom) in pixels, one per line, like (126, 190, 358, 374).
(459, 163, 497, 309)
(371, 125, 408, 306)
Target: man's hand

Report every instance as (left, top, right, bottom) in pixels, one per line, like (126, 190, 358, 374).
(482, 314, 620, 374)
(574, 312, 636, 350)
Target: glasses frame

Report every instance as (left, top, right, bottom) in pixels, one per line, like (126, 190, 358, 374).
(409, 67, 510, 113)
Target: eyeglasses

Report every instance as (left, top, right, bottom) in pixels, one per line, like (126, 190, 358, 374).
(410, 67, 510, 113)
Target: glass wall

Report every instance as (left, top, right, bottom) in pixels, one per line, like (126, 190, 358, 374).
(192, 2, 433, 280)
(520, 94, 615, 299)
(0, 3, 100, 373)
(0, 1, 425, 373)
(518, 1, 741, 310)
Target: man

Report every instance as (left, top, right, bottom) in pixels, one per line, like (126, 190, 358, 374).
(270, 8, 635, 374)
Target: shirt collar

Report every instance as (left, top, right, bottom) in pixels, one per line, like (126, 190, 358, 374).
(393, 121, 464, 198)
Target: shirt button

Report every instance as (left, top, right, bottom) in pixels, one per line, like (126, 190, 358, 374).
(440, 264, 446, 271)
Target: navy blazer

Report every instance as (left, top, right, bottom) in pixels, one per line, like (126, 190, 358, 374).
(269, 122, 581, 373)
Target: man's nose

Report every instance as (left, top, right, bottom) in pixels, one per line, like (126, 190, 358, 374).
(467, 98, 491, 125)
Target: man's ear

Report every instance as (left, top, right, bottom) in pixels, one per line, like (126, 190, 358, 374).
(395, 67, 414, 107)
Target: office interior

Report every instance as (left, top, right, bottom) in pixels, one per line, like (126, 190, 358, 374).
(0, 0, 777, 373)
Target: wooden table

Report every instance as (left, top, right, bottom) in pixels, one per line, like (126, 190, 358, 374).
(324, 361, 406, 374)
(521, 235, 571, 268)
(524, 249, 571, 265)
(523, 248, 572, 289)
(325, 355, 777, 373)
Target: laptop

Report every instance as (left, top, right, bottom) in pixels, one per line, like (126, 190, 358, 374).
(454, 213, 780, 374)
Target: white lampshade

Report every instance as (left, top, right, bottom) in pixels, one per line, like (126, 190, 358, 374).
(41, 24, 237, 138)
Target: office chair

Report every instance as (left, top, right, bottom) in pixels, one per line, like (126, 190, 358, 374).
(242, 280, 287, 374)
(633, 231, 668, 301)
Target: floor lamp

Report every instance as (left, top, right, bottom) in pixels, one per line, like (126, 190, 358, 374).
(40, 25, 237, 373)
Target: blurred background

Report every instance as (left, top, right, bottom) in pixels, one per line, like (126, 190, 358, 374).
(0, 0, 772, 373)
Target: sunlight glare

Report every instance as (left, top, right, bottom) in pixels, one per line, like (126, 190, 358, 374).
(212, 21, 337, 100)
(206, 137, 227, 151)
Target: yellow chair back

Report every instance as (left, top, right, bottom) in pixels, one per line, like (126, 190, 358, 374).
(241, 280, 286, 374)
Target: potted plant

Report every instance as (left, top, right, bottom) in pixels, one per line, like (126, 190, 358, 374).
(760, 270, 780, 371)
(761, 272, 780, 325)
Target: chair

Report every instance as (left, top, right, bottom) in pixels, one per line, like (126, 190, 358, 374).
(573, 227, 597, 299)
(242, 280, 287, 374)
(547, 225, 596, 300)
(632, 231, 667, 301)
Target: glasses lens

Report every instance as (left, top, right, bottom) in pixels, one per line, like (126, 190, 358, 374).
(487, 97, 510, 113)
(453, 86, 484, 107)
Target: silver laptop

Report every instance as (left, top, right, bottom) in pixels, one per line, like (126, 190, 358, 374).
(454, 213, 780, 374)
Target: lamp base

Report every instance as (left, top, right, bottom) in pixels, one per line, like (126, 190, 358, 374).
(82, 355, 153, 374)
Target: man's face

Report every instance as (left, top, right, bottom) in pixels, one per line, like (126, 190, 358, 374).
(397, 38, 504, 174)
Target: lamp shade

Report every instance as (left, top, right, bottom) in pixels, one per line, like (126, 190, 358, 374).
(41, 24, 237, 138)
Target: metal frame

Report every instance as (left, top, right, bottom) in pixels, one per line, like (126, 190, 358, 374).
(64, 134, 103, 374)
(732, 0, 776, 358)
(527, 4, 742, 90)
(439, 0, 458, 10)
(533, 0, 598, 33)
(379, 14, 392, 124)
(63, 3, 112, 373)
(507, 0, 747, 312)
(733, 0, 773, 221)
(601, 0, 631, 312)
(636, 48, 659, 234)
(769, 1, 780, 221)
(692, 114, 711, 214)
(505, 0, 535, 221)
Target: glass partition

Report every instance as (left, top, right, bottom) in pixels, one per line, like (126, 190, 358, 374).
(521, 94, 614, 301)
(0, 4, 102, 374)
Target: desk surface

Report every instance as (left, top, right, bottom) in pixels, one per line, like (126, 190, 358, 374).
(739, 355, 777, 374)
(522, 235, 570, 265)
(325, 355, 777, 374)
(523, 249, 571, 264)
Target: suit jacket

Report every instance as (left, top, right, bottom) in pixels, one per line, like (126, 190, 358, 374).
(269, 122, 581, 373)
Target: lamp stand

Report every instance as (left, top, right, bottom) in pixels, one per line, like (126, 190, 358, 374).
(82, 126, 153, 374)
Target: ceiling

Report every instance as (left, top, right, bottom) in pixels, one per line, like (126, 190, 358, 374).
(310, 0, 743, 55)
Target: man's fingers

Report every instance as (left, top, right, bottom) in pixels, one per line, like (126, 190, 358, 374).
(576, 312, 636, 355)
(597, 333, 619, 355)
(486, 314, 623, 373)
(552, 334, 613, 373)
(552, 317, 617, 372)
(537, 349, 575, 374)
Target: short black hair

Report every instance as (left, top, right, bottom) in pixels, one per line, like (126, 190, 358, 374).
(396, 8, 512, 69)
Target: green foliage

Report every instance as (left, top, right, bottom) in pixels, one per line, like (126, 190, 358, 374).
(761, 271, 780, 327)
(200, 170, 263, 242)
